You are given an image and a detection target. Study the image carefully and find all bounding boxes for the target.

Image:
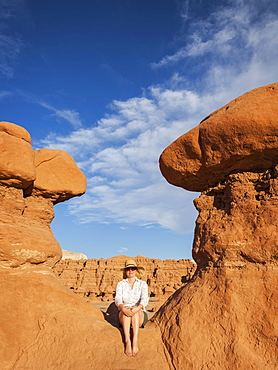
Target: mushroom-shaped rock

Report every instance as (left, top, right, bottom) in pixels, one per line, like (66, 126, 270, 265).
(155, 84, 278, 369)
(33, 149, 86, 203)
(159, 83, 278, 192)
(0, 121, 35, 189)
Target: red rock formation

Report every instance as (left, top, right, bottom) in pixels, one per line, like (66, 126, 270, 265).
(0, 122, 171, 370)
(160, 84, 278, 192)
(53, 255, 196, 302)
(157, 83, 278, 369)
(0, 121, 35, 189)
(2, 82, 278, 369)
(34, 148, 86, 203)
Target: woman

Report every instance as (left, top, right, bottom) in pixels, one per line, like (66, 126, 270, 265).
(115, 259, 149, 357)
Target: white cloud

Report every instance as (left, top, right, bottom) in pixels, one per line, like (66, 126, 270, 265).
(39, 102, 83, 129)
(153, 0, 278, 75)
(118, 247, 128, 254)
(38, 0, 278, 236)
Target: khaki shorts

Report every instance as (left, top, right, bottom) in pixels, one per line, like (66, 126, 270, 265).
(141, 311, 148, 328)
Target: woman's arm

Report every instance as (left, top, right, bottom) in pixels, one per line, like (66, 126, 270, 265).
(139, 281, 149, 309)
(130, 304, 143, 314)
(115, 281, 123, 307)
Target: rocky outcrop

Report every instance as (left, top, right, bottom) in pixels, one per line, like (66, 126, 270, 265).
(33, 149, 86, 203)
(0, 123, 86, 269)
(2, 82, 278, 370)
(157, 83, 278, 369)
(62, 249, 88, 260)
(0, 121, 35, 189)
(0, 122, 171, 370)
(53, 255, 196, 301)
(160, 84, 278, 192)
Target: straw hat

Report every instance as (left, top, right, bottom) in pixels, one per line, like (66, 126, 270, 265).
(118, 259, 145, 279)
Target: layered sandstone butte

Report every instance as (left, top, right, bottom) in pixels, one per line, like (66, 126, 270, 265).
(53, 255, 196, 302)
(0, 122, 171, 370)
(157, 83, 278, 369)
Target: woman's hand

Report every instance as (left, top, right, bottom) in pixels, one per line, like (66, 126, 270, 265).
(122, 306, 133, 317)
(130, 305, 142, 314)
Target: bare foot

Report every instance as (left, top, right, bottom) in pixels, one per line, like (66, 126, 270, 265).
(132, 341, 139, 357)
(125, 341, 133, 357)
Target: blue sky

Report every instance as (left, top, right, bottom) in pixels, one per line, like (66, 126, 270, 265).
(1, 0, 278, 260)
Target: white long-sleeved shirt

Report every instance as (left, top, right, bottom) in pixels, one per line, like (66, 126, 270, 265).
(115, 278, 149, 311)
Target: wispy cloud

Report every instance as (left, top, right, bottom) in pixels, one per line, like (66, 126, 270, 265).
(38, 0, 278, 236)
(0, 90, 11, 98)
(118, 247, 128, 254)
(39, 102, 83, 129)
(0, 0, 24, 78)
(152, 0, 278, 76)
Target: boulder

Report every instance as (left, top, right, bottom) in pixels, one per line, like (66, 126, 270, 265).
(0, 121, 35, 189)
(159, 83, 278, 192)
(33, 149, 87, 203)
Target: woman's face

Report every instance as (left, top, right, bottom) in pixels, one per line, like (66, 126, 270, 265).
(125, 267, 137, 278)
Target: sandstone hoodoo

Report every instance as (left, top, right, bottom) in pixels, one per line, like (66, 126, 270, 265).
(2, 82, 278, 370)
(0, 121, 171, 369)
(157, 83, 278, 369)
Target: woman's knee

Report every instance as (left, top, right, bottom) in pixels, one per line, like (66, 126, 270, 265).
(131, 311, 144, 326)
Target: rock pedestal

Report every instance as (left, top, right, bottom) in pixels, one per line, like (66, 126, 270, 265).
(157, 83, 278, 369)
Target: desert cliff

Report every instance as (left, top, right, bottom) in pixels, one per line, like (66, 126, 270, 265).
(1, 82, 278, 370)
(53, 255, 196, 303)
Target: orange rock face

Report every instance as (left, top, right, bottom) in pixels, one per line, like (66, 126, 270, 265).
(0, 185, 61, 268)
(155, 83, 278, 369)
(0, 121, 35, 189)
(53, 255, 196, 302)
(0, 122, 171, 370)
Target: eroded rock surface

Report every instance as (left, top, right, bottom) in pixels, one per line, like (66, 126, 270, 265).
(0, 122, 172, 370)
(33, 148, 86, 203)
(155, 83, 278, 369)
(160, 83, 278, 192)
(53, 255, 196, 302)
(0, 121, 35, 189)
(2, 80, 278, 369)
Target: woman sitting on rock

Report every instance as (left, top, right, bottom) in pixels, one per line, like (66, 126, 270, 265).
(115, 259, 149, 357)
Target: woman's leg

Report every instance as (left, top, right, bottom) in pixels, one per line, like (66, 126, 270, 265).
(130, 310, 144, 356)
(119, 311, 132, 356)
